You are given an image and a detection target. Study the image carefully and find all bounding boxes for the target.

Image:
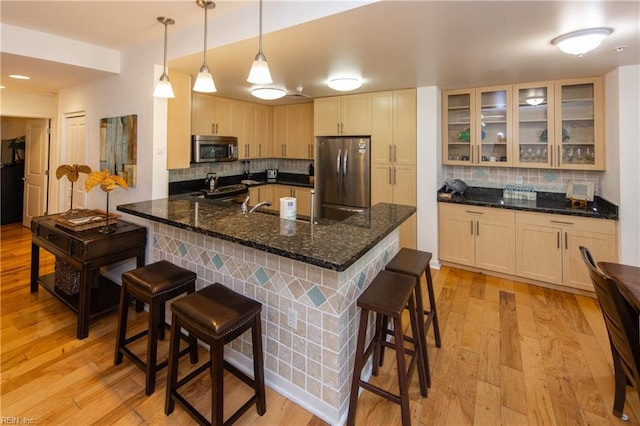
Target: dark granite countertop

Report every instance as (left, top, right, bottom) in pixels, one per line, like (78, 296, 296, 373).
(169, 172, 313, 196)
(437, 186, 618, 220)
(117, 196, 415, 271)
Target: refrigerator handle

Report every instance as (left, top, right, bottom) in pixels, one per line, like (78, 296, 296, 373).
(336, 149, 342, 194)
(343, 149, 348, 197)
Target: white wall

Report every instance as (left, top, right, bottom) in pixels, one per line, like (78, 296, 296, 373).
(603, 65, 640, 266)
(416, 86, 442, 265)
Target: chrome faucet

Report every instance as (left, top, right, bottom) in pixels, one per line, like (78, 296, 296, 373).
(249, 201, 272, 213)
(241, 195, 250, 215)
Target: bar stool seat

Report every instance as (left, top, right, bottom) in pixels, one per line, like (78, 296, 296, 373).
(165, 283, 266, 426)
(347, 270, 427, 426)
(115, 260, 198, 395)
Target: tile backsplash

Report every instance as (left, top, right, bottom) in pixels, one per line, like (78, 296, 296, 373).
(444, 166, 603, 195)
(169, 159, 314, 183)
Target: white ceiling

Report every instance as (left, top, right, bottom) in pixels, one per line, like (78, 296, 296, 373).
(1, 1, 639, 105)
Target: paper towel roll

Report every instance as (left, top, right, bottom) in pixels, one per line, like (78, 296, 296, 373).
(280, 197, 296, 220)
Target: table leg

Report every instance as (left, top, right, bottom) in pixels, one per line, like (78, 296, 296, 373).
(31, 243, 40, 293)
(76, 267, 92, 339)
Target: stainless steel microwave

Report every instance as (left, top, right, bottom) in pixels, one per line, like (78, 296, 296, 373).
(191, 135, 238, 163)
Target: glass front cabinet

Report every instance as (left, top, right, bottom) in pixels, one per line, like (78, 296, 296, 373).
(444, 76, 604, 170)
(443, 86, 512, 166)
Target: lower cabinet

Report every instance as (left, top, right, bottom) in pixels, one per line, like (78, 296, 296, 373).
(249, 185, 311, 217)
(438, 203, 619, 293)
(515, 211, 618, 291)
(438, 203, 515, 274)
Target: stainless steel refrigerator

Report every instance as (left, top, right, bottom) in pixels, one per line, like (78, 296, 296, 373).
(316, 137, 370, 220)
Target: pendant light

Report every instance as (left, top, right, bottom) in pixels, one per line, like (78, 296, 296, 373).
(247, 0, 272, 84)
(193, 0, 217, 93)
(153, 17, 175, 98)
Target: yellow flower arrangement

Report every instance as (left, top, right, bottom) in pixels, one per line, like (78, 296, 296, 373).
(56, 164, 92, 211)
(84, 169, 128, 234)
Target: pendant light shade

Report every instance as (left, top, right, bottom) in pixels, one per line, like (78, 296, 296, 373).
(193, 0, 217, 93)
(247, 0, 273, 84)
(153, 17, 175, 98)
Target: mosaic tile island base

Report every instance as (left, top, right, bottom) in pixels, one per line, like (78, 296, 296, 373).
(117, 195, 416, 425)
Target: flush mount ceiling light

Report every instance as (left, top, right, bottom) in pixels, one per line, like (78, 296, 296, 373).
(246, 0, 273, 85)
(250, 87, 286, 100)
(328, 77, 362, 92)
(9, 74, 30, 80)
(526, 97, 545, 106)
(153, 16, 175, 98)
(551, 27, 613, 56)
(193, 0, 217, 93)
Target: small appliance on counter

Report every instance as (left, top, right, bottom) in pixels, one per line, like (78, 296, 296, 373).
(266, 169, 278, 181)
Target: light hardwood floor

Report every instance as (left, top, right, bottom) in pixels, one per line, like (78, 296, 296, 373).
(1, 222, 638, 425)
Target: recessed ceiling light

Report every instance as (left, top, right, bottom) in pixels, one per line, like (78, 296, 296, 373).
(0, 85, 5, 89)
(551, 27, 613, 56)
(250, 87, 286, 100)
(328, 77, 362, 92)
(9, 74, 30, 80)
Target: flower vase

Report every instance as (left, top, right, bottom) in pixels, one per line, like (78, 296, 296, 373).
(97, 191, 116, 234)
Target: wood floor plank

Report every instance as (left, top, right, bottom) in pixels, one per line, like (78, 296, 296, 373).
(1, 224, 634, 425)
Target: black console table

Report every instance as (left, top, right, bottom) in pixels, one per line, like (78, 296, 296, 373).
(30, 215, 146, 339)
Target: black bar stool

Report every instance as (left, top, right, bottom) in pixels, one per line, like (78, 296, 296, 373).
(382, 248, 442, 387)
(347, 270, 427, 426)
(165, 283, 266, 426)
(115, 260, 199, 395)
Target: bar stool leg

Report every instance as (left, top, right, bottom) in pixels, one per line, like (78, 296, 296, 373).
(158, 302, 166, 341)
(425, 266, 442, 348)
(408, 294, 428, 397)
(413, 277, 431, 390)
(164, 313, 181, 415)
(211, 339, 225, 426)
(145, 299, 161, 395)
(114, 283, 130, 365)
(393, 315, 411, 426)
(252, 316, 267, 415)
(347, 307, 370, 426)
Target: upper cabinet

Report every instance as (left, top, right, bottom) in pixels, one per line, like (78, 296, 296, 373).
(443, 85, 512, 166)
(314, 94, 372, 136)
(272, 103, 314, 159)
(166, 70, 192, 170)
(191, 93, 244, 138)
(241, 103, 272, 159)
(371, 89, 416, 166)
(443, 76, 605, 170)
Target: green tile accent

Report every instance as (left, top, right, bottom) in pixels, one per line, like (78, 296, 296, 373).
(307, 285, 327, 307)
(357, 272, 366, 290)
(474, 169, 486, 178)
(544, 171, 557, 182)
(178, 243, 187, 257)
(153, 235, 158, 246)
(212, 254, 224, 269)
(255, 267, 269, 286)
(383, 250, 389, 263)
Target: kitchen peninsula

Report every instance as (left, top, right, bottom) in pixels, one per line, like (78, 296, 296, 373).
(117, 195, 415, 424)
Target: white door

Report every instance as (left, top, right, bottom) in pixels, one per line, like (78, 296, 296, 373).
(23, 119, 49, 227)
(62, 115, 87, 211)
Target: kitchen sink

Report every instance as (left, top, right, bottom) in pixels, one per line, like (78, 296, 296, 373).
(200, 184, 248, 199)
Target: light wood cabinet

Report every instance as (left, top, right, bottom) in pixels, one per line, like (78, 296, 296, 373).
(438, 203, 516, 274)
(241, 103, 272, 159)
(371, 89, 417, 248)
(191, 93, 244, 138)
(371, 89, 417, 166)
(515, 211, 617, 291)
(250, 184, 311, 217)
(166, 70, 192, 169)
(272, 104, 314, 159)
(444, 77, 605, 170)
(443, 85, 512, 166)
(314, 94, 371, 136)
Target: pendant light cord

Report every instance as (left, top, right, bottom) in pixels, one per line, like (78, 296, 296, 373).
(258, 0, 263, 53)
(163, 20, 169, 73)
(202, 3, 208, 67)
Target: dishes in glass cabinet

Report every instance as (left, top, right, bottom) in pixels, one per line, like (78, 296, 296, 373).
(457, 128, 486, 142)
(539, 128, 570, 142)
